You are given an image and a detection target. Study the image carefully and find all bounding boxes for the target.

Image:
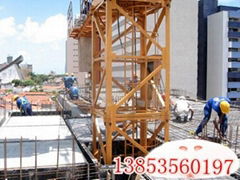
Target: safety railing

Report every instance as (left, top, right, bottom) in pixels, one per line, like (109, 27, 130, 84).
(0, 98, 7, 126)
(0, 136, 99, 180)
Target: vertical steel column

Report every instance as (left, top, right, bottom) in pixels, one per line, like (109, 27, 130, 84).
(105, 0, 113, 164)
(92, 19, 98, 156)
(164, 5, 170, 141)
(139, 13, 148, 148)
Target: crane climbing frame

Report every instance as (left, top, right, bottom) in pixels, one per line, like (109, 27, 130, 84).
(69, 0, 171, 165)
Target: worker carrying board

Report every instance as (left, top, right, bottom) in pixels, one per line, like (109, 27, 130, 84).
(195, 96, 230, 138)
(173, 96, 193, 122)
(13, 95, 32, 116)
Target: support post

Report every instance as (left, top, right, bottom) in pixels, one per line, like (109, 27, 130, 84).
(164, 5, 170, 142)
(105, 0, 113, 164)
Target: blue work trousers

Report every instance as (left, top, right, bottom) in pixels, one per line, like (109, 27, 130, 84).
(21, 104, 32, 116)
(195, 104, 228, 136)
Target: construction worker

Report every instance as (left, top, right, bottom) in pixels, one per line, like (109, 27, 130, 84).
(173, 96, 193, 122)
(69, 86, 79, 100)
(63, 73, 70, 89)
(13, 95, 32, 116)
(63, 73, 77, 89)
(70, 73, 77, 86)
(195, 96, 230, 137)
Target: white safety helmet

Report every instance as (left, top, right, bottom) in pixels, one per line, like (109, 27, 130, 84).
(179, 96, 186, 100)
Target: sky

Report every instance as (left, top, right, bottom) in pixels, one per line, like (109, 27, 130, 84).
(0, 0, 239, 74)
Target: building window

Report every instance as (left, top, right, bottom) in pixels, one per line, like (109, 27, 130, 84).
(229, 48, 239, 52)
(229, 38, 239, 42)
(228, 58, 240, 62)
(229, 17, 240, 22)
(229, 28, 239, 32)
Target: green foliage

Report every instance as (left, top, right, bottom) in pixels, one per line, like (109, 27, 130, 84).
(22, 80, 35, 86)
(29, 72, 49, 85)
(12, 73, 50, 87)
(12, 79, 22, 87)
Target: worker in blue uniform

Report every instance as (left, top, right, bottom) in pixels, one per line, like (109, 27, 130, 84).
(69, 86, 79, 100)
(195, 97, 230, 137)
(63, 73, 77, 89)
(69, 73, 77, 87)
(13, 95, 32, 116)
(63, 73, 71, 89)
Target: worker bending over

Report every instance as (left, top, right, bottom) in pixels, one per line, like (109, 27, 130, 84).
(69, 86, 79, 100)
(195, 96, 230, 137)
(173, 96, 193, 122)
(13, 95, 32, 116)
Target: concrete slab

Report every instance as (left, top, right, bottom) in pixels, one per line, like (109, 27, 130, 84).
(0, 115, 87, 170)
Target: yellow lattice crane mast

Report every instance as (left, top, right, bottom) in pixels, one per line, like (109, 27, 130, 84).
(68, 0, 171, 164)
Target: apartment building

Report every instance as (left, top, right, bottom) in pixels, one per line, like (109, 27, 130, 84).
(207, 7, 240, 101)
(65, 37, 87, 86)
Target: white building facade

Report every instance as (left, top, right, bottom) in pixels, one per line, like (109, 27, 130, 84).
(207, 9, 240, 101)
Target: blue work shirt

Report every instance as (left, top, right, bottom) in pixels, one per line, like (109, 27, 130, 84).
(70, 86, 79, 97)
(206, 97, 230, 114)
(64, 76, 76, 89)
(16, 97, 30, 109)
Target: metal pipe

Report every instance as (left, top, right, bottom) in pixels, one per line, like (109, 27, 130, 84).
(56, 135, 60, 178)
(35, 136, 37, 180)
(4, 137, 7, 179)
(20, 136, 23, 180)
(235, 126, 239, 153)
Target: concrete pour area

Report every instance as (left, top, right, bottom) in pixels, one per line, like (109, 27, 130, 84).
(0, 115, 89, 179)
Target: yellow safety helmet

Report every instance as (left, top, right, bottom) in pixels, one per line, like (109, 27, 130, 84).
(65, 73, 69, 76)
(13, 95, 19, 101)
(71, 73, 74, 76)
(220, 101, 230, 114)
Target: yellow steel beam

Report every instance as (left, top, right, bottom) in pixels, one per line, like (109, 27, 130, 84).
(93, 15, 106, 44)
(114, 2, 163, 52)
(146, 8, 165, 53)
(105, 0, 114, 165)
(112, 122, 132, 141)
(164, 6, 170, 142)
(112, 77, 128, 93)
(94, 70, 106, 106)
(114, 64, 162, 109)
(148, 121, 165, 145)
(114, 126, 148, 154)
(95, 118, 107, 163)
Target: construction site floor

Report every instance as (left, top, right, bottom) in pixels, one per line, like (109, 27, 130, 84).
(0, 115, 87, 170)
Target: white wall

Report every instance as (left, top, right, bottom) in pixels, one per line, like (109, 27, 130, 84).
(66, 37, 87, 86)
(207, 11, 229, 99)
(0, 65, 22, 84)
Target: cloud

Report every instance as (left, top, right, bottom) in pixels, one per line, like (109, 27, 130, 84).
(0, 14, 67, 74)
(20, 14, 67, 43)
(0, 17, 17, 38)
